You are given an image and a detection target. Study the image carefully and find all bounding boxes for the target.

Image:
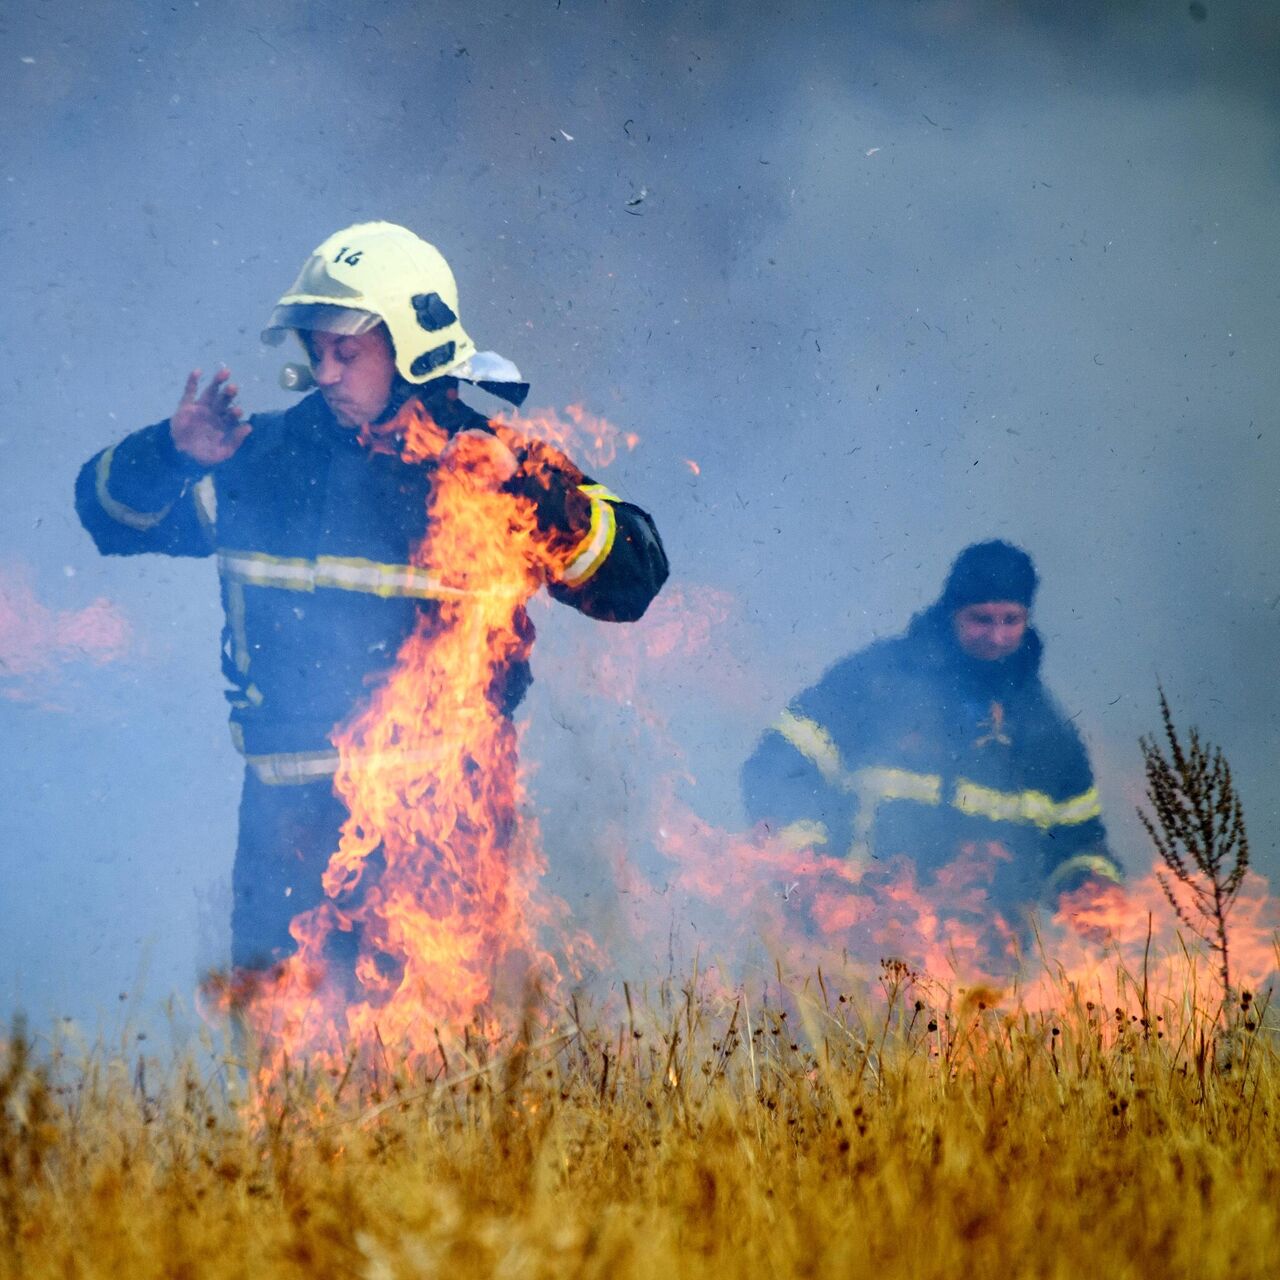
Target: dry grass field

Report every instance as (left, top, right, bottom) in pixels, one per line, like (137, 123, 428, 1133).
(3, 956, 1278, 1280)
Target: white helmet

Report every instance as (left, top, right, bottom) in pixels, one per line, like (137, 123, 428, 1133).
(262, 221, 477, 384)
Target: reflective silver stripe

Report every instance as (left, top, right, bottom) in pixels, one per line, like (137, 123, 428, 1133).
(225, 579, 251, 676)
(221, 553, 314, 589)
(95, 447, 176, 530)
(217, 551, 477, 601)
(559, 492, 617, 587)
(244, 745, 456, 786)
(313, 557, 474, 599)
(246, 749, 341, 786)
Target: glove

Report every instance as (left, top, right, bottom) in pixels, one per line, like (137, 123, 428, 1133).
(502, 464, 591, 538)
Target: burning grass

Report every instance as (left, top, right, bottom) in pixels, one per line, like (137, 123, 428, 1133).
(4, 957, 1279, 1279)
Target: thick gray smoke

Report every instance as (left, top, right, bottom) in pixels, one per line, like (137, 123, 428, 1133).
(3, 0, 1278, 1032)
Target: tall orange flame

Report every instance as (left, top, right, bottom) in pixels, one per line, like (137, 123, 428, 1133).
(223, 404, 606, 1075)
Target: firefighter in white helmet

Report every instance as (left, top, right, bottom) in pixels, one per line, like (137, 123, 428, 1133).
(76, 221, 669, 974)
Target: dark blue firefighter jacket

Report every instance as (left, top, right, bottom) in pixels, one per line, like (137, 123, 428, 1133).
(76, 385, 668, 786)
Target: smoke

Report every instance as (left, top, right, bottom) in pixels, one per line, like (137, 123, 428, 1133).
(3, 0, 1279, 1033)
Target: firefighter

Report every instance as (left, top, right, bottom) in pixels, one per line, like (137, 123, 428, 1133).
(741, 540, 1122, 921)
(76, 221, 669, 972)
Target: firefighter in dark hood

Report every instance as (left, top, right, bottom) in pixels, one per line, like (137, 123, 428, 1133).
(742, 541, 1122, 924)
(76, 221, 669, 973)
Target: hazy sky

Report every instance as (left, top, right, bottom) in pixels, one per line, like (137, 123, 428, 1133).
(3, 0, 1278, 1034)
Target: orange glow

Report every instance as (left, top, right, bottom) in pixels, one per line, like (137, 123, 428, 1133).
(496, 402, 633, 471)
(684, 459, 701, 476)
(0, 561, 130, 701)
(650, 786, 1027, 989)
(1034, 864, 1280, 1013)
(651, 779, 1280, 1018)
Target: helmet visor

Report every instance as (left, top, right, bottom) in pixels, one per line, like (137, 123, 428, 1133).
(261, 303, 382, 346)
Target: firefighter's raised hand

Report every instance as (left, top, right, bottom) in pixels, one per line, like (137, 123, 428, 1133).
(169, 368, 252, 465)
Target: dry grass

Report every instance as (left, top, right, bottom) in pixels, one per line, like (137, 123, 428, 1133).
(2, 961, 1279, 1280)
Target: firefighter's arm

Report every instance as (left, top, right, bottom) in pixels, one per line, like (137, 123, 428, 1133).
(1044, 817, 1125, 903)
(545, 485, 668, 623)
(497, 433, 668, 622)
(75, 420, 218, 558)
(1039, 734, 1125, 906)
(742, 710, 846, 853)
(75, 370, 248, 558)
(1049, 812, 1126, 943)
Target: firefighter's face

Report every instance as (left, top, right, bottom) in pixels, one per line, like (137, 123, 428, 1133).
(952, 601, 1029, 662)
(304, 327, 397, 428)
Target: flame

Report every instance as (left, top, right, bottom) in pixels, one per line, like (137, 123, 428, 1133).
(1037, 864, 1280, 1013)
(500, 402, 633, 471)
(649, 786, 1027, 989)
(220, 404, 613, 1077)
(0, 561, 130, 702)
(656, 789, 1280, 1020)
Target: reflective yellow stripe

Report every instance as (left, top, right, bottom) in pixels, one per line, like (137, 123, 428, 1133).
(225, 579, 251, 676)
(774, 709, 846, 787)
(95, 447, 177, 530)
(193, 475, 217, 535)
(559, 492, 617, 587)
(314, 556, 475, 600)
(1051, 786, 1104, 826)
(776, 820, 830, 850)
(952, 780, 1101, 831)
(579, 483, 620, 501)
(229, 721, 328, 787)
(846, 766, 942, 860)
(853, 766, 942, 807)
(1046, 852, 1125, 890)
(217, 551, 477, 601)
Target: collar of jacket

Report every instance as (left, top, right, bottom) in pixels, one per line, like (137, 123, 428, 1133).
(293, 382, 491, 457)
(358, 381, 493, 457)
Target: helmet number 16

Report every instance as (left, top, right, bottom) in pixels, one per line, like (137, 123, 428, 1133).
(333, 246, 364, 266)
